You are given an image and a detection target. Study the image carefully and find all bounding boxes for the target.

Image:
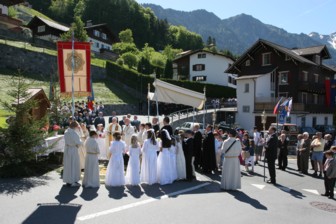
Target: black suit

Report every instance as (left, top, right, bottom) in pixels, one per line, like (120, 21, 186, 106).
(193, 130, 203, 169)
(265, 133, 278, 183)
(278, 139, 289, 170)
(183, 138, 194, 181)
(202, 131, 217, 172)
(94, 116, 105, 129)
(161, 125, 173, 136)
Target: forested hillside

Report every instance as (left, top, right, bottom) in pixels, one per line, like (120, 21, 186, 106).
(27, 0, 203, 50)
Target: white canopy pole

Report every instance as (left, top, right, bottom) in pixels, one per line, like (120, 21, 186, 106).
(147, 83, 150, 122)
(203, 86, 206, 126)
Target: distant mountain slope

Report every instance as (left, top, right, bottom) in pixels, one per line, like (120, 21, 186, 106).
(144, 4, 336, 65)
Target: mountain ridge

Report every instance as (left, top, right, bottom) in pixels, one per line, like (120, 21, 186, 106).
(143, 4, 336, 65)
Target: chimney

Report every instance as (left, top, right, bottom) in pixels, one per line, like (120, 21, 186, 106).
(86, 20, 92, 27)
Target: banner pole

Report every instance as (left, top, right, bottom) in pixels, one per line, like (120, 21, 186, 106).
(147, 83, 150, 122)
(203, 86, 206, 126)
(71, 31, 75, 118)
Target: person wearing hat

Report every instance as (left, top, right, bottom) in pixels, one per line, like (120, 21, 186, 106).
(63, 121, 83, 187)
(220, 129, 241, 190)
(82, 131, 100, 188)
(321, 149, 336, 199)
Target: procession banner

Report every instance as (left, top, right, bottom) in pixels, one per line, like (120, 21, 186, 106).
(57, 41, 91, 97)
(153, 79, 205, 109)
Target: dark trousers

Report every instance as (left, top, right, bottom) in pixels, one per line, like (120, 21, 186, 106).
(185, 155, 193, 181)
(297, 152, 301, 171)
(194, 147, 202, 169)
(324, 171, 336, 197)
(267, 158, 276, 183)
(278, 151, 288, 170)
(299, 152, 310, 174)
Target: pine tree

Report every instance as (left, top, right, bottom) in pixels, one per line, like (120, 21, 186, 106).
(164, 59, 173, 79)
(61, 16, 88, 42)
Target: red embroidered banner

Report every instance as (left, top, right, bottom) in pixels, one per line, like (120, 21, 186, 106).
(57, 41, 91, 97)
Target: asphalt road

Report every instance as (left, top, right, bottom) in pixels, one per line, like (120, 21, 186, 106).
(0, 159, 335, 224)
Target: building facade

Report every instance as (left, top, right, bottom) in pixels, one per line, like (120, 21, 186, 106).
(226, 39, 336, 132)
(173, 50, 237, 88)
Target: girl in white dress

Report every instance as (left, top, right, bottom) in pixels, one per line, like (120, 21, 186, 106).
(140, 129, 159, 185)
(174, 136, 186, 180)
(137, 124, 146, 147)
(79, 123, 89, 170)
(169, 137, 178, 181)
(105, 132, 126, 187)
(96, 124, 108, 160)
(82, 131, 100, 188)
(157, 129, 173, 185)
(125, 135, 141, 185)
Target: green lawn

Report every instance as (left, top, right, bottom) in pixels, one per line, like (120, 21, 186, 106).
(0, 109, 12, 128)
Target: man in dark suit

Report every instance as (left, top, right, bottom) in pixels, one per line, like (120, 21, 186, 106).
(183, 130, 194, 181)
(202, 124, 217, 173)
(94, 111, 105, 129)
(108, 111, 118, 124)
(161, 117, 173, 136)
(193, 124, 203, 170)
(264, 126, 278, 184)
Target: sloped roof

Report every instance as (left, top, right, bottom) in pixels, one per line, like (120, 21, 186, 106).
(15, 88, 50, 107)
(28, 16, 69, 32)
(0, 0, 25, 6)
(225, 39, 330, 74)
(292, 45, 330, 58)
(173, 49, 235, 62)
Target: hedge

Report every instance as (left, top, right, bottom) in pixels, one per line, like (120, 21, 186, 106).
(105, 61, 236, 98)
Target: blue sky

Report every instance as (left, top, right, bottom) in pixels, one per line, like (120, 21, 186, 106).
(136, 0, 335, 34)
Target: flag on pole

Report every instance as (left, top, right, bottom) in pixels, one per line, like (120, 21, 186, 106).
(273, 97, 283, 114)
(286, 98, 292, 116)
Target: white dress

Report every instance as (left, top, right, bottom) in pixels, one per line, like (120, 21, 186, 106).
(140, 139, 159, 185)
(169, 146, 178, 181)
(82, 137, 100, 188)
(105, 140, 126, 186)
(175, 142, 186, 180)
(125, 146, 141, 185)
(63, 128, 82, 184)
(221, 137, 242, 190)
(157, 147, 173, 185)
(79, 129, 89, 170)
(97, 130, 107, 160)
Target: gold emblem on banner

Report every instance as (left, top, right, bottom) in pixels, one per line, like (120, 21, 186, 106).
(65, 51, 85, 73)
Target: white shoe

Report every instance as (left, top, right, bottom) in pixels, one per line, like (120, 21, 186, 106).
(71, 182, 81, 187)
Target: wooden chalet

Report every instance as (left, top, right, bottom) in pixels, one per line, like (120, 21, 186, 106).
(0, 0, 25, 31)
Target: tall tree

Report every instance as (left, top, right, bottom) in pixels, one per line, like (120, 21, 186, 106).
(61, 16, 88, 41)
(164, 59, 173, 79)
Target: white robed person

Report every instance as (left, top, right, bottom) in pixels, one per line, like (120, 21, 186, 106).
(63, 121, 83, 187)
(220, 129, 242, 190)
(82, 130, 100, 188)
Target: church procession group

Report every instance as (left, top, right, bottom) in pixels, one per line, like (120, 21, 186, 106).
(62, 113, 243, 191)
(62, 113, 336, 199)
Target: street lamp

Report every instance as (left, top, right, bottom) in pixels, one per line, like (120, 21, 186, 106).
(261, 110, 267, 131)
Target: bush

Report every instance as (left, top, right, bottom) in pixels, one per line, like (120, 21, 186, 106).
(106, 61, 236, 98)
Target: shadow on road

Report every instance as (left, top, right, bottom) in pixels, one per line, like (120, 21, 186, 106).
(126, 185, 144, 199)
(21, 203, 81, 224)
(227, 191, 268, 210)
(55, 185, 80, 204)
(276, 184, 306, 199)
(106, 186, 128, 199)
(80, 187, 99, 201)
(0, 175, 51, 197)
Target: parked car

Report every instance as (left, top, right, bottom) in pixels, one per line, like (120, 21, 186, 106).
(175, 122, 204, 134)
(298, 127, 319, 139)
(217, 121, 236, 135)
(314, 125, 336, 137)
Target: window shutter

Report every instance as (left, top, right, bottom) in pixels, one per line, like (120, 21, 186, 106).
(192, 65, 196, 71)
(202, 64, 205, 70)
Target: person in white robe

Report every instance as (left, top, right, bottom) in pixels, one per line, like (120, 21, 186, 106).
(122, 118, 135, 147)
(96, 124, 107, 160)
(137, 123, 146, 147)
(63, 121, 82, 187)
(174, 135, 186, 180)
(125, 135, 141, 185)
(82, 131, 100, 188)
(105, 132, 126, 186)
(78, 123, 89, 170)
(220, 130, 242, 191)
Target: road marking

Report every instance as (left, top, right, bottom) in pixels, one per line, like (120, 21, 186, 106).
(251, 184, 266, 190)
(302, 189, 319, 195)
(77, 182, 210, 221)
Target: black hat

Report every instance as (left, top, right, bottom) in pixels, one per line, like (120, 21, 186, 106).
(228, 129, 237, 136)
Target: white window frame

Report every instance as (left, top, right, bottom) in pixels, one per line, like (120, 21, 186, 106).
(313, 94, 318, 104)
(302, 92, 308, 104)
(244, 83, 249, 93)
(279, 71, 289, 85)
(285, 55, 291, 61)
(314, 74, 319, 83)
(95, 42, 100, 48)
(302, 71, 308, 82)
(94, 30, 100, 37)
(242, 106, 250, 113)
(101, 33, 107, 40)
(37, 25, 45, 33)
(245, 59, 250, 66)
(262, 52, 271, 66)
(315, 55, 320, 64)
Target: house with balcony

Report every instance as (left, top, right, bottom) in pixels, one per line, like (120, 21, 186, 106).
(173, 49, 237, 88)
(225, 39, 336, 132)
(0, 0, 25, 32)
